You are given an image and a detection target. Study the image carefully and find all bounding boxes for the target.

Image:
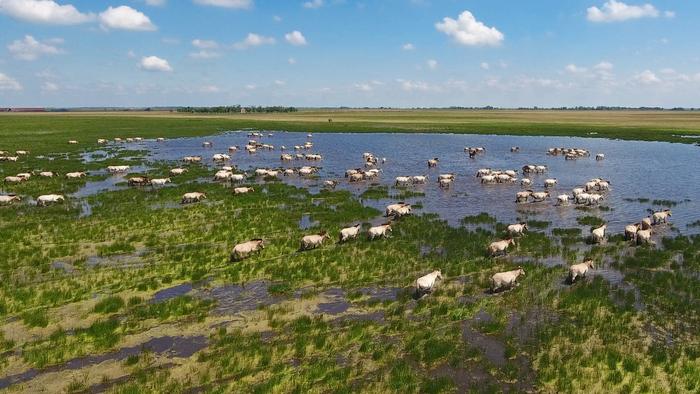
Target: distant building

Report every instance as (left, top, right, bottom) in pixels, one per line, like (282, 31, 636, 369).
(240, 107, 247, 114)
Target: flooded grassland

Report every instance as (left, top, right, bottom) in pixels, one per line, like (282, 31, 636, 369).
(0, 130, 698, 393)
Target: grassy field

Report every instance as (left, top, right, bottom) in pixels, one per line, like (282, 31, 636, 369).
(1, 109, 700, 152)
(0, 114, 698, 392)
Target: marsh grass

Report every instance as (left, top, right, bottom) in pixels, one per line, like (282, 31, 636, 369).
(461, 212, 497, 225)
(93, 296, 125, 314)
(576, 215, 606, 227)
(0, 119, 698, 392)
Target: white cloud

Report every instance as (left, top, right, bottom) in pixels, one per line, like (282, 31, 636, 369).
(565, 64, 588, 74)
(233, 33, 275, 49)
(435, 10, 504, 47)
(192, 39, 218, 49)
(193, 0, 252, 8)
(245, 84, 256, 90)
(354, 80, 383, 92)
(189, 50, 220, 59)
(200, 84, 219, 93)
(427, 59, 438, 70)
(0, 72, 21, 90)
(402, 43, 415, 51)
(285, 30, 307, 46)
(8, 35, 63, 61)
(634, 70, 660, 84)
(139, 55, 172, 72)
(397, 79, 436, 92)
(518, 77, 567, 89)
(288, 57, 296, 64)
(99, 6, 156, 31)
(41, 81, 59, 91)
(274, 80, 286, 86)
(0, 0, 94, 25)
(303, 0, 323, 9)
(593, 61, 614, 71)
(587, 1, 661, 22)
(161, 37, 180, 45)
(145, 0, 166, 6)
(354, 82, 373, 92)
(480, 62, 490, 70)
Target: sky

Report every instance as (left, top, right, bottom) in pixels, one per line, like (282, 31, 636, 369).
(0, 0, 699, 108)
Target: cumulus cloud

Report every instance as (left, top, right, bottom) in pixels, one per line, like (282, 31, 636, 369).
(402, 43, 415, 51)
(303, 0, 323, 9)
(634, 69, 660, 84)
(587, 1, 663, 22)
(0, 71, 21, 90)
(194, 0, 252, 9)
(233, 33, 275, 49)
(8, 35, 64, 61)
(480, 62, 490, 70)
(139, 55, 172, 72)
(436, 10, 504, 47)
(99, 6, 156, 31)
(0, 0, 94, 25)
(285, 30, 307, 46)
(426, 59, 438, 70)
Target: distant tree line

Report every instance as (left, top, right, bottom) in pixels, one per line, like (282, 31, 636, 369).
(176, 106, 297, 113)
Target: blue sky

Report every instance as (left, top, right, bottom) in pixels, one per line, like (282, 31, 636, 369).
(0, 0, 698, 107)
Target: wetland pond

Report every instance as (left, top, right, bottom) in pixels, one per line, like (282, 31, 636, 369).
(104, 131, 699, 235)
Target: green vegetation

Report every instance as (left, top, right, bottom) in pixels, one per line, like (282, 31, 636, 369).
(2, 109, 700, 154)
(0, 114, 697, 392)
(460, 212, 497, 225)
(577, 215, 606, 227)
(360, 185, 425, 200)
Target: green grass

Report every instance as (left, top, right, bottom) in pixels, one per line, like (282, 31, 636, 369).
(93, 296, 125, 314)
(0, 113, 698, 392)
(577, 215, 606, 227)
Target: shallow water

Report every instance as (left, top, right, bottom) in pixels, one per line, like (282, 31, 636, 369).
(0, 336, 207, 389)
(111, 132, 699, 235)
(72, 165, 150, 198)
(197, 280, 285, 316)
(151, 283, 193, 303)
(298, 213, 320, 230)
(316, 288, 350, 315)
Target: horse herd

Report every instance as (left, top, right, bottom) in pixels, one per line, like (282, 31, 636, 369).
(0, 135, 675, 296)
